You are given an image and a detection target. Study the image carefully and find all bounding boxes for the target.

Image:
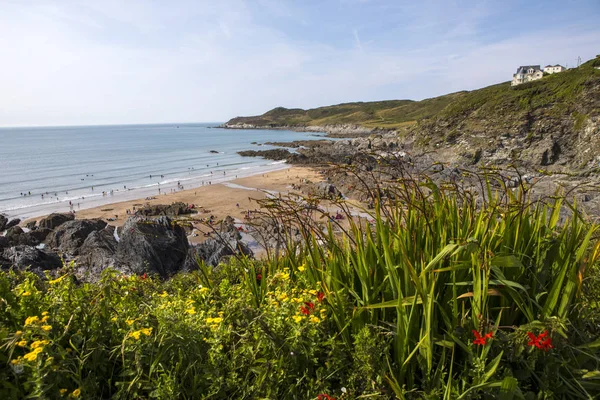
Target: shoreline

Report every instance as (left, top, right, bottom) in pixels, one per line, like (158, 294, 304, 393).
(2, 161, 297, 221)
(21, 167, 325, 243)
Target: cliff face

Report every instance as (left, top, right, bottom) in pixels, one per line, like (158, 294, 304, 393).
(224, 56, 600, 170)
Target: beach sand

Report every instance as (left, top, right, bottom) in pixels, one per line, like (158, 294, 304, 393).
(26, 167, 324, 244)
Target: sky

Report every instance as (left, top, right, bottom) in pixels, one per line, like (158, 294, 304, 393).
(0, 0, 599, 127)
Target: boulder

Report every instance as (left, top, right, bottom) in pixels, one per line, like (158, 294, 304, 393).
(76, 226, 118, 281)
(2, 245, 63, 276)
(0, 236, 8, 251)
(5, 218, 21, 230)
(4, 226, 52, 247)
(115, 216, 189, 278)
(38, 213, 75, 230)
(5, 226, 24, 243)
(0, 215, 7, 231)
(184, 216, 252, 268)
(45, 219, 107, 255)
(135, 202, 196, 217)
(24, 228, 52, 246)
(25, 221, 37, 230)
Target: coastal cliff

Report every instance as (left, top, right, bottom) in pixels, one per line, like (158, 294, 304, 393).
(225, 56, 600, 169)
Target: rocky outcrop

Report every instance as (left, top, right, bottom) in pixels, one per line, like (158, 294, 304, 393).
(5, 218, 21, 230)
(0, 215, 7, 231)
(45, 219, 107, 255)
(76, 226, 118, 281)
(135, 202, 197, 217)
(1, 245, 63, 276)
(0, 236, 8, 251)
(115, 216, 189, 278)
(39, 213, 75, 230)
(185, 216, 253, 269)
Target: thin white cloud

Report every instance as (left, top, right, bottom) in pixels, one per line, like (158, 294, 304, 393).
(0, 1, 598, 126)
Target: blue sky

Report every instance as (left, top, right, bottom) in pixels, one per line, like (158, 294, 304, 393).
(0, 0, 598, 126)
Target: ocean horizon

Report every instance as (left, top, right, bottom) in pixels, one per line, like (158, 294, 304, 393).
(0, 123, 327, 220)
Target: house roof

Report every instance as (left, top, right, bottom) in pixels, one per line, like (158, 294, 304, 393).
(516, 65, 541, 74)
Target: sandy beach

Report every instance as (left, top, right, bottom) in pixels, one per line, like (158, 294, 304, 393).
(24, 166, 324, 244)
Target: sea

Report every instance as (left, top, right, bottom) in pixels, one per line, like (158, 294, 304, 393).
(0, 123, 328, 220)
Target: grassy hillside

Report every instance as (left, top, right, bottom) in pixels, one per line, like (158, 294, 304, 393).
(225, 56, 600, 131)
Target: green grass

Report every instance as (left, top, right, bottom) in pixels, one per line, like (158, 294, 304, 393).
(2, 173, 600, 398)
(226, 56, 600, 132)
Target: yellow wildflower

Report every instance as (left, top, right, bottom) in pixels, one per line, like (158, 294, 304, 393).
(292, 297, 304, 304)
(281, 273, 290, 280)
(126, 319, 135, 326)
(72, 388, 81, 397)
(277, 293, 289, 302)
(22, 291, 31, 296)
(308, 289, 318, 296)
(199, 287, 210, 294)
(48, 274, 67, 284)
(298, 265, 305, 272)
(24, 316, 39, 326)
(60, 389, 68, 395)
(11, 358, 21, 365)
(17, 340, 28, 347)
(42, 311, 49, 316)
(130, 331, 142, 340)
(31, 340, 49, 349)
(110, 317, 117, 322)
(141, 327, 152, 336)
(41, 316, 49, 323)
(292, 315, 304, 323)
(159, 291, 169, 298)
(310, 316, 321, 323)
(185, 307, 196, 315)
(218, 311, 224, 317)
(41, 325, 52, 331)
(15, 330, 22, 336)
(23, 347, 43, 362)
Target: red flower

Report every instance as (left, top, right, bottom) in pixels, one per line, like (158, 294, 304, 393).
(256, 273, 262, 281)
(304, 301, 315, 311)
(527, 331, 552, 351)
(317, 395, 335, 400)
(316, 291, 325, 302)
(472, 330, 494, 345)
(140, 273, 147, 280)
(300, 306, 311, 315)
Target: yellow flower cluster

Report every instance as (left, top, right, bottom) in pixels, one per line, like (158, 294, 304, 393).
(24, 316, 39, 326)
(130, 327, 152, 340)
(205, 316, 223, 330)
(31, 339, 50, 349)
(23, 347, 44, 362)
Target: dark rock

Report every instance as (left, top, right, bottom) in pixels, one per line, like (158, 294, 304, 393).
(541, 141, 561, 166)
(25, 221, 37, 230)
(5, 226, 24, 243)
(24, 228, 52, 246)
(0, 236, 8, 251)
(2, 245, 63, 275)
(45, 219, 107, 255)
(184, 216, 252, 268)
(76, 226, 118, 281)
(115, 216, 189, 278)
(4, 226, 51, 247)
(5, 219, 21, 230)
(209, 150, 219, 154)
(0, 215, 8, 231)
(38, 213, 75, 230)
(135, 202, 197, 217)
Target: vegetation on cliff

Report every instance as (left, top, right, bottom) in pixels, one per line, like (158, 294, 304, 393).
(225, 56, 599, 133)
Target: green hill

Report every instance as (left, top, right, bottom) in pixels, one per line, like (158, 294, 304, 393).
(224, 56, 600, 132)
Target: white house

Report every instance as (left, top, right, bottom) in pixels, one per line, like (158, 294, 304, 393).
(511, 65, 543, 86)
(544, 64, 566, 74)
